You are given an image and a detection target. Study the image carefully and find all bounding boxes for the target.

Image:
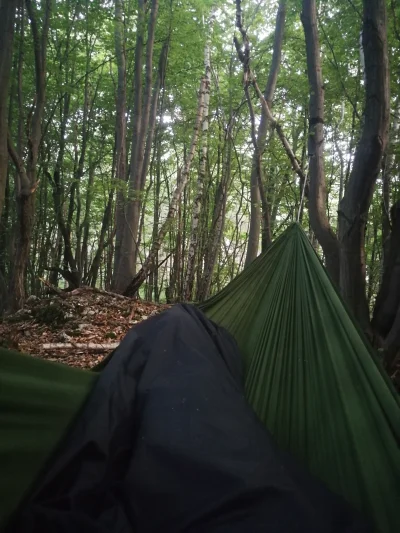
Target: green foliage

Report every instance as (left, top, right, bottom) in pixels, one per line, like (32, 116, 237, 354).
(1, 0, 399, 312)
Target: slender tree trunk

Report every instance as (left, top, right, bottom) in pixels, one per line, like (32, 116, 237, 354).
(199, 124, 233, 301)
(74, 5, 93, 279)
(245, 0, 286, 265)
(0, 0, 18, 216)
(141, 39, 168, 192)
(301, 0, 340, 285)
(372, 201, 400, 370)
(149, 123, 162, 301)
(8, 0, 51, 309)
(115, 0, 159, 291)
(87, 191, 115, 288)
(338, 0, 389, 328)
(184, 41, 211, 301)
(114, 0, 145, 291)
(112, 0, 127, 288)
(81, 159, 95, 278)
(381, 102, 398, 275)
(366, 219, 378, 306)
(136, 40, 168, 259)
(49, 228, 62, 286)
(48, 27, 81, 288)
(124, 78, 206, 296)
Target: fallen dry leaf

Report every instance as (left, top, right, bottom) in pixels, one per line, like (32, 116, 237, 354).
(0, 289, 169, 369)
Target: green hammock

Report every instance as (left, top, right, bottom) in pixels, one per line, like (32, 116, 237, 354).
(0, 348, 97, 529)
(201, 223, 400, 533)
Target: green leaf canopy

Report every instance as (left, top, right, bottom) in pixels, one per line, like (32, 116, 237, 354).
(201, 223, 400, 533)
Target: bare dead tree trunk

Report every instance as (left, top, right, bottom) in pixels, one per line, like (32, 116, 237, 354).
(8, 0, 51, 309)
(0, 0, 17, 216)
(338, 0, 389, 328)
(124, 79, 206, 296)
(184, 40, 211, 301)
(245, 0, 286, 265)
(301, 0, 340, 285)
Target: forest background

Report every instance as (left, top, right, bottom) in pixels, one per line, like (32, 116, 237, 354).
(0, 0, 399, 372)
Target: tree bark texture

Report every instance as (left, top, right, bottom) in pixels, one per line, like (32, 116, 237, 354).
(115, 0, 159, 292)
(112, 0, 127, 288)
(184, 42, 211, 301)
(198, 126, 233, 301)
(8, 0, 51, 309)
(301, 0, 340, 285)
(0, 0, 17, 216)
(338, 0, 389, 328)
(372, 201, 400, 370)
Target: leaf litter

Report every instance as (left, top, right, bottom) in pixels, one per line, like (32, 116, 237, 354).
(0, 288, 168, 369)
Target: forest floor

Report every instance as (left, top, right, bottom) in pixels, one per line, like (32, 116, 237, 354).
(1, 290, 399, 390)
(0, 288, 168, 369)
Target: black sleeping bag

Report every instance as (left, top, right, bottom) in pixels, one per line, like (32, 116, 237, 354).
(7, 304, 372, 533)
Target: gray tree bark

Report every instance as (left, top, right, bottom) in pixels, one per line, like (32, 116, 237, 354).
(112, 0, 127, 287)
(185, 40, 211, 301)
(301, 0, 340, 285)
(115, 0, 159, 292)
(8, 0, 51, 309)
(0, 0, 18, 216)
(124, 78, 206, 296)
(338, 0, 389, 328)
(244, 0, 286, 265)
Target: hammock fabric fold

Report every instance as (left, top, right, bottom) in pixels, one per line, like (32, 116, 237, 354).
(201, 223, 400, 533)
(0, 348, 97, 529)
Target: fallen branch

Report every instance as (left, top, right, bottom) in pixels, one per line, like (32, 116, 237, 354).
(38, 277, 67, 298)
(42, 342, 120, 351)
(66, 286, 132, 300)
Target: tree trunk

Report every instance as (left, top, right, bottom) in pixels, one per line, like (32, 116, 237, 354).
(185, 41, 211, 301)
(338, 0, 389, 328)
(115, 0, 159, 292)
(149, 122, 162, 301)
(8, 0, 51, 309)
(198, 123, 233, 302)
(112, 0, 127, 288)
(381, 102, 398, 274)
(301, 0, 340, 285)
(81, 157, 96, 280)
(124, 78, 206, 296)
(48, 25, 81, 289)
(245, 0, 286, 265)
(0, 0, 17, 216)
(87, 190, 114, 288)
(372, 201, 400, 370)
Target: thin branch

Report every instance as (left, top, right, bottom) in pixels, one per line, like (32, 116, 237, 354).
(7, 131, 31, 194)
